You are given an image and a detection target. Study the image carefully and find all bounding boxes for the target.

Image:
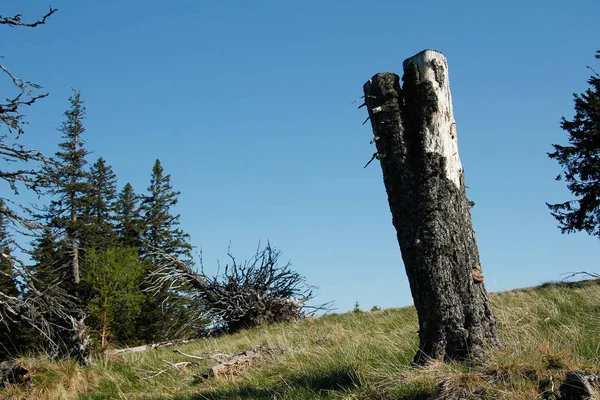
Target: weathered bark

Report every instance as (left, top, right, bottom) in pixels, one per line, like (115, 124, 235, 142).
(363, 50, 499, 364)
(67, 315, 92, 366)
(71, 234, 79, 284)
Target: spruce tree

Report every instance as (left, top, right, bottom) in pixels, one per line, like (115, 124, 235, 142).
(548, 50, 600, 239)
(140, 159, 192, 263)
(137, 160, 194, 342)
(84, 157, 118, 249)
(41, 90, 91, 284)
(30, 228, 66, 283)
(116, 183, 143, 249)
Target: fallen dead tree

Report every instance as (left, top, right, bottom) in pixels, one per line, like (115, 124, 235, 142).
(105, 339, 192, 357)
(138, 346, 282, 381)
(145, 243, 331, 333)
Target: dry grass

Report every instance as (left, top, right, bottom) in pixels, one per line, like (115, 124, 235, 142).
(1, 279, 599, 399)
(0, 356, 98, 400)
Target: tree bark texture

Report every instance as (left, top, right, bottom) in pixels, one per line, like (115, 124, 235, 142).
(363, 50, 499, 364)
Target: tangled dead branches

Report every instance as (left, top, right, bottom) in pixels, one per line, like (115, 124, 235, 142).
(0, 252, 79, 355)
(0, 7, 89, 362)
(146, 243, 332, 333)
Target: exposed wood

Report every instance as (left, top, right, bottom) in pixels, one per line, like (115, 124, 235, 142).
(68, 316, 92, 366)
(560, 371, 600, 400)
(0, 360, 29, 387)
(137, 346, 282, 381)
(173, 349, 228, 361)
(363, 50, 499, 364)
(196, 347, 282, 381)
(104, 339, 192, 356)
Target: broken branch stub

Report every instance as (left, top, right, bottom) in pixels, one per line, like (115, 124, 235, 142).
(363, 50, 499, 364)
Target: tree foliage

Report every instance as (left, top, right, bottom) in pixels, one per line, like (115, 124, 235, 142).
(115, 183, 143, 249)
(140, 159, 192, 264)
(84, 157, 118, 249)
(548, 50, 600, 239)
(135, 160, 196, 342)
(85, 247, 146, 347)
(41, 90, 91, 284)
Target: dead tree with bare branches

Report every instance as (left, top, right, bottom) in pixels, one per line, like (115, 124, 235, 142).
(146, 243, 329, 334)
(0, 6, 91, 364)
(0, 6, 57, 218)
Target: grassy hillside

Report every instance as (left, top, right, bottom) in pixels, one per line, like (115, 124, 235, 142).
(2, 279, 600, 399)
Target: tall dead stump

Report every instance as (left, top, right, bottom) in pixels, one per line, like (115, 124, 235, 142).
(362, 50, 499, 364)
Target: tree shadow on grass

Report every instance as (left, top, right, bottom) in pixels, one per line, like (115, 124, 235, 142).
(147, 367, 360, 400)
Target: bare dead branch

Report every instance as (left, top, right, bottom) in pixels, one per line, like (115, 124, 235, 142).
(363, 152, 378, 169)
(561, 271, 599, 281)
(173, 349, 228, 362)
(104, 339, 194, 357)
(0, 7, 57, 28)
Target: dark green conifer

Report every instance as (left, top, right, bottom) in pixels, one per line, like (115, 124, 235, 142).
(140, 159, 193, 263)
(137, 160, 194, 342)
(548, 50, 600, 239)
(41, 90, 91, 284)
(115, 183, 143, 249)
(84, 157, 118, 249)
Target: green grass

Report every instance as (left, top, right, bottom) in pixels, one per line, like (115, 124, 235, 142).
(2, 279, 599, 399)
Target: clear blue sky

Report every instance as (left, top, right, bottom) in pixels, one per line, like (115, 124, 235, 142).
(3, 1, 598, 312)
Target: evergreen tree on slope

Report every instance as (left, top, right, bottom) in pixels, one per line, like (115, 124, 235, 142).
(84, 157, 118, 249)
(137, 159, 194, 342)
(115, 183, 143, 249)
(548, 50, 600, 239)
(140, 159, 192, 264)
(41, 90, 91, 284)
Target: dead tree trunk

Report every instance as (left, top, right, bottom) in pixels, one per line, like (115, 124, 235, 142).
(362, 50, 499, 364)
